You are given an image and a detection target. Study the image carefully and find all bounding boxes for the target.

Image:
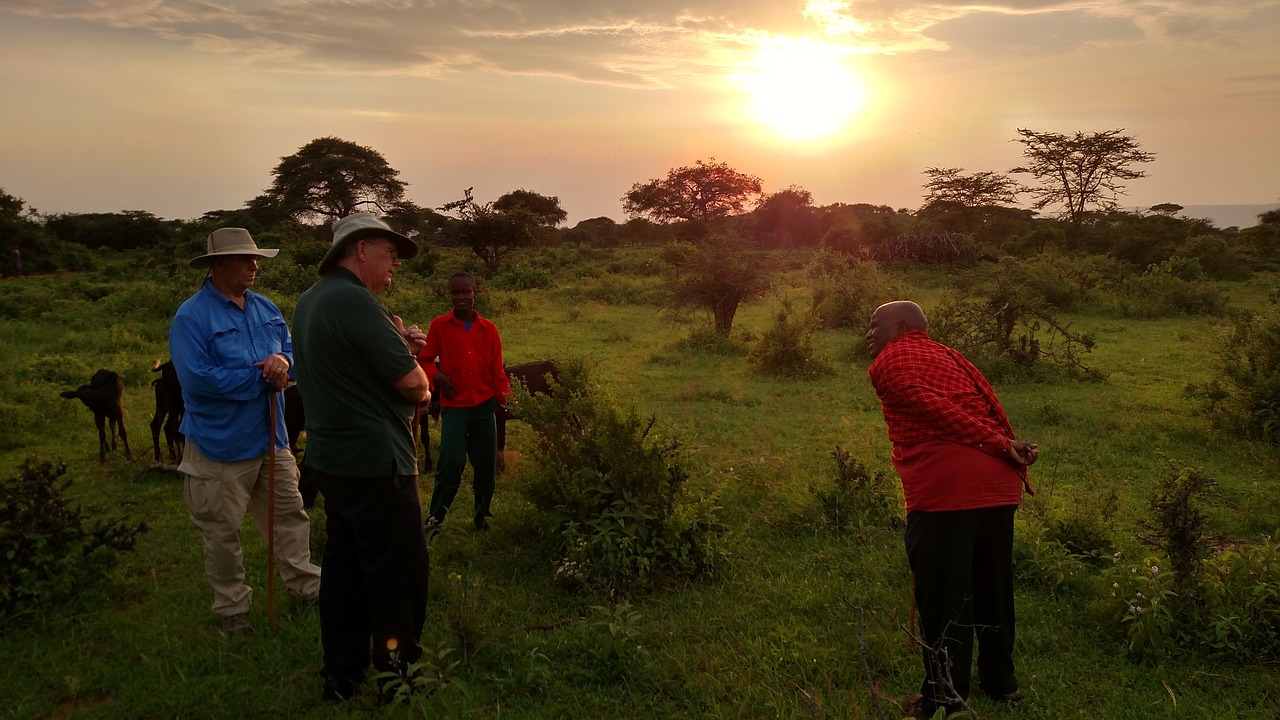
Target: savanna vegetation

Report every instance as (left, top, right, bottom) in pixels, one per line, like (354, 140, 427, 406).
(3, 131, 1280, 719)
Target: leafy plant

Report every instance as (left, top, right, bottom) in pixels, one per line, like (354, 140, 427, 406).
(747, 300, 833, 379)
(518, 358, 725, 595)
(0, 458, 148, 619)
(375, 640, 461, 707)
(810, 446, 900, 536)
(1144, 464, 1216, 610)
(1187, 306, 1280, 441)
(1104, 554, 1178, 663)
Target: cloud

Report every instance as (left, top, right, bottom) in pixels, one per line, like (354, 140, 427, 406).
(3, 0, 1277, 85)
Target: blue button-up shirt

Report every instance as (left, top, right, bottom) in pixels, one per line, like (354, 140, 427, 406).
(170, 280, 292, 462)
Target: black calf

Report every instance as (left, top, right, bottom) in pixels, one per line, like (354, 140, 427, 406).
(61, 368, 133, 463)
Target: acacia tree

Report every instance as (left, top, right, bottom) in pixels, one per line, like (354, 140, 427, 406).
(493, 189, 568, 227)
(1011, 128, 1155, 225)
(251, 137, 407, 224)
(439, 188, 555, 272)
(623, 159, 763, 223)
(660, 232, 770, 334)
(919, 167, 1021, 236)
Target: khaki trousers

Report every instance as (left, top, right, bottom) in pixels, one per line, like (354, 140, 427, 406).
(181, 443, 321, 618)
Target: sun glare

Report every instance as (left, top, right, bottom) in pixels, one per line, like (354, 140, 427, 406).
(737, 40, 867, 144)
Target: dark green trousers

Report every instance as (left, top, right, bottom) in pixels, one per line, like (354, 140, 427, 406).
(427, 398, 498, 524)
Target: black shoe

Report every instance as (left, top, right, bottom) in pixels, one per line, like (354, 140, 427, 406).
(473, 515, 490, 531)
(424, 516, 441, 537)
(322, 675, 360, 702)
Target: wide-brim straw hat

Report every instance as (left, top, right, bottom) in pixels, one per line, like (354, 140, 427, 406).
(318, 213, 418, 276)
(189, 228, 280, 269)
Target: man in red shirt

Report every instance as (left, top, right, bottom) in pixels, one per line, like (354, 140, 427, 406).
(419, 272, 511, 532)
(866, 300, 1037, 718)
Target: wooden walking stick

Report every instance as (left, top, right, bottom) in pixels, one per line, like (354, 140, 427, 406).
(267, 391, 278, 633)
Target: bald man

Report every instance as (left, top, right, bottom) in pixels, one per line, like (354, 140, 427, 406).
(866, 301, 1037, 718)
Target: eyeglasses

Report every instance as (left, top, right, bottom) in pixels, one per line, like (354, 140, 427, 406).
(363, 240, 400, 263)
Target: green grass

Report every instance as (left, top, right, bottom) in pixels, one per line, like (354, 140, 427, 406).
(2, 247, 1279, 719)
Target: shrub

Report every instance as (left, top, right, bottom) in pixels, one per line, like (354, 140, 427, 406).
(1178, 235, 1252, 281)
(1114, 267, 1225, 318)
(491, 264, 556, 290)
(1186, 307, 1280, 441)
(747, 301, 834, 379)
(810, 446, 900, 536)
(1012, 523, 1089, 596)
(1202, 531, 1280, 658)
(1144, 464, 1215, 607)
(518, 358, 724, 595)
(808, 255, 900, 330)
(929, 273, 1099, 380)
(0, 458, 148, 618)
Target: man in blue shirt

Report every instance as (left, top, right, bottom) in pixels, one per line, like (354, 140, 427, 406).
(171, 227, 321, 635)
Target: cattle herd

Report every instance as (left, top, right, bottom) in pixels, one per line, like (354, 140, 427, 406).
(59, 360, 561, 475)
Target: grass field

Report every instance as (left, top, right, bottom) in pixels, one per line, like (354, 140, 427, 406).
(1, 246, 1278, 719)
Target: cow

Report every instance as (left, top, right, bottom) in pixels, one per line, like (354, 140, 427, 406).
(414, 358, 560, 474)
(496, 359, 561, 473)
(150, 359, 185, 465)
(60, 369, 133, 463)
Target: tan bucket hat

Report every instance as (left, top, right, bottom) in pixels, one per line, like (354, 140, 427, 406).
(189, 228, 280, 269)
(318, 213, 419, 276)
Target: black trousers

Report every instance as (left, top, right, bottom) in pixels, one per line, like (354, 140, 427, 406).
(905, 504, 1018, 715)
(315, 469, 430, 683)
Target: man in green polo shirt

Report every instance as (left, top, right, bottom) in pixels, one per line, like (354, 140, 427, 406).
(292, 213, 432, 703)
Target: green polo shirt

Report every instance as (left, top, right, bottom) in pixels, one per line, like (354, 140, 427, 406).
(292, 267, 420, 478)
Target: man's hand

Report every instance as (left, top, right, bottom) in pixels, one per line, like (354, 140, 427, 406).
(253, 353, 290, 391)
(1009, 439, 1039, 466)
(393, 315, 427, 355)
(434, 372, 457, 400)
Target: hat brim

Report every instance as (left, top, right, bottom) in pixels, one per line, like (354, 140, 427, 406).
(317, 227, 418, 276)
(189, 248, 280, 270)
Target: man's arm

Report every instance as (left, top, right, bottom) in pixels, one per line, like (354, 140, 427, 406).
(394, 364, 431, 404)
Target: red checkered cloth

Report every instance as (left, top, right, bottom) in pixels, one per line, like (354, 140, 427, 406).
(869, 329, 1028, 485)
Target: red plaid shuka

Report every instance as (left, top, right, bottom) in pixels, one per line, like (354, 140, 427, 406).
(869, 329, 1029, 512)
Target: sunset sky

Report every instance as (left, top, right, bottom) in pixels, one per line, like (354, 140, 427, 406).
(1, 1, 1278, 226)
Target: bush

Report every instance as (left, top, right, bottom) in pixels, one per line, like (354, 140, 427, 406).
(747, 301, 833, 379)
(808, 254, 900, 330)
(1186, 307, 1280, 441)
(0, 458, 148, 618)
(518, 358, 724, 595)
(810, 446, 900, 536)
(1202, 531, 1280, 658)
(1177, 230, 1249, 279)
(929, 269, 1100, 380)
(1114, 264, 1225, 318)
(490, 264, 556, 290)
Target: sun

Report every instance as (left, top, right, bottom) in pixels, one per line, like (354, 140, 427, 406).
(737, 40, 868, 144)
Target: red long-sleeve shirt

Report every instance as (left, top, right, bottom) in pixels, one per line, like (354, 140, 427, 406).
(417, 310, 511, 408)
(868, 329, 1027, 512)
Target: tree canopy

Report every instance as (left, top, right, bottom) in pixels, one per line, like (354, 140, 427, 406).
(1012, 128, 1155, 225)
(493, 190, 568, 228)
(660, 232, 771, 334)
(439, 188, 551, 272)
(251, 137, 408, 225)
(623, 159, 763, 223)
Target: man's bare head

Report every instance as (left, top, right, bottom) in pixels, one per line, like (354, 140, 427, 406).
(865, 301, 927, 358)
